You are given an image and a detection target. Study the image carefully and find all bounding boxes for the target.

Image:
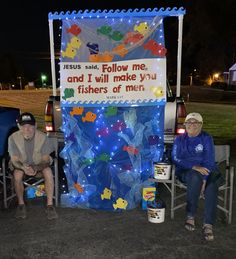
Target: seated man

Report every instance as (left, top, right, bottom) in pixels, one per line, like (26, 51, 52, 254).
(8, 112, 58, 220)
(171, 112, 219, 241)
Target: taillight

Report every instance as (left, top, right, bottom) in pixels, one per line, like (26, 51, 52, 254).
(44, 101, 54, 132)
(176, 101, 187, 135)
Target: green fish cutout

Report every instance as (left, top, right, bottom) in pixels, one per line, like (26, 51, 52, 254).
(97, 25, 112, 36)
(97, 153, 110, 162)
(109, 31, 124, 41)
(82, 158, 95, 166)
(62, 88, 74, 100)
(105, 106, 118, 117)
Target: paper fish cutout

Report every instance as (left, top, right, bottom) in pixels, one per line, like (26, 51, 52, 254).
(150, 86, 164, 97)
(67, 24, 81, 36)
(86, 42, 99, 54)
(143, 39, 167, 57)
(113, 198, 128, 210)
(134, 22, 149, 35)
(89, 52, 114, 62)
(105, 106, 118, 117)
(62, 88, 74, 100)
(89, 54, 101, 62)
(62, 45, 77, 59)
(70, 107, 84, 116)
(97, 25, 112, 36)
(74, 183, 84, 193)
(112, 44, 128, 57)
(69, 37, 82, 49)
(111, 121, 126, 132)
(102, 51, 114, 62)
(82, 158, 95, 166)
(123, 32, 144, 45)
(82, 111, 97, 123)
(101, 188, 112, 200)
(123, 145, 139, 155)
(109, 31, 124, 41)
(97, 153, 110, 162)
(96, 127, 109, 137)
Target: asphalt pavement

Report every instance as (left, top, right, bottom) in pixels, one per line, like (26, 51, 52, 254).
(0, 184, 235, 259)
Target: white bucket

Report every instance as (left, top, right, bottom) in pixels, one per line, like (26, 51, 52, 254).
(154, 163, 171, 180)
(147, 207, 165, 223)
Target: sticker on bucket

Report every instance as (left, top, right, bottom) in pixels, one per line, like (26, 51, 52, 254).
(147, 207, 165, 223)
(154, 163, 171, 180)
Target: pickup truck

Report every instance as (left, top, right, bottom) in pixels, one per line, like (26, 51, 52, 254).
(0, 106, 20, 157)
(44, 83, 187, 146)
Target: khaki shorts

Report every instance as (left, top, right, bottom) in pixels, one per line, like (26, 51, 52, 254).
(9, 161, 44, 178)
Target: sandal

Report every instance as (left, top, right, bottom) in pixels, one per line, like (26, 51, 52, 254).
(203, 224, 214, 241)
(185, 217, 195, 231)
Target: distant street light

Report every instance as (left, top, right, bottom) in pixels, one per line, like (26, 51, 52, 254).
(17, 76, 22, 90)
(41, 74, 47, 87)
(213, 73, 219, 81)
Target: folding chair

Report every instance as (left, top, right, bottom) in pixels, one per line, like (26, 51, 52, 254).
(1, 137, 59, 208)
(1, 154, 15, 208)
(150, 144, 235, 224)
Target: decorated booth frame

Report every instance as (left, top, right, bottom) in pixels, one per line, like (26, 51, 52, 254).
(48, 7, 186, 210)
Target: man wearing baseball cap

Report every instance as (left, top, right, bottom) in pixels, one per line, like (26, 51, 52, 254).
(8, 112, 58, 220)
(171, 112, 220, 241)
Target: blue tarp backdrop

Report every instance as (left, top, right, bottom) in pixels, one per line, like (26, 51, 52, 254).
(59, 10, 166, 210)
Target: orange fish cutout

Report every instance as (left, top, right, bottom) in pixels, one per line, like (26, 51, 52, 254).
(74, 183, 84, 193)
(82, 111, 97, 123)
(101, 51, 114, 62)
(89, 52, 113, 62)
(112, 44, 128, 57)
(123, 145, 139, 155)
(89, 54, 101, 62)
(70, 107, 84, 116)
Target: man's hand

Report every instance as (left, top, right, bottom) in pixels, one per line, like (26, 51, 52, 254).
(23, 165, 37, 176)
(192, 165, 210, 175)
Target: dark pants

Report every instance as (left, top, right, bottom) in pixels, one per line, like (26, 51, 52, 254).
(178, 169, 218, 225)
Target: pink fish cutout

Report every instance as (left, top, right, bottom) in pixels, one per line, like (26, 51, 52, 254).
(82, 111, 97, 123)
(96, 127, 109, 137)
(143, 39, 167, 57)
(112, 121, 126, 132)
(67, 24, 82, 36)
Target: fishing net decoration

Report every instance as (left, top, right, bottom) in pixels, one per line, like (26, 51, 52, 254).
(59, 11, 166, 210)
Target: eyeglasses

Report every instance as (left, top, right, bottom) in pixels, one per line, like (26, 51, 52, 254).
(184, 121, 202, 126)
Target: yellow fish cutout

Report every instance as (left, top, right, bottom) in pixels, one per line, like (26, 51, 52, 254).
(113, 198, 128, 210)
(68, 36, 82, 49)
(101, 188, 112, 200)
(62, 45, 77, 59)
(70, 107, 84, 116)
(150, 86, 164, 98)
(134, 22, 149, 35)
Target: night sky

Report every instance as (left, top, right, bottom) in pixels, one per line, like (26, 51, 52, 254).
(0, 0, 235, 86)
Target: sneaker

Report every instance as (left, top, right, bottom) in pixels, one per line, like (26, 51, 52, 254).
(15, 204, 27, 219)
(46, 205, 58, 220)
